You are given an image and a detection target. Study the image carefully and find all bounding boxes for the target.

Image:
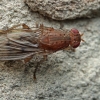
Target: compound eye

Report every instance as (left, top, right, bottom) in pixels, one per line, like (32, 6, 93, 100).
(71, 28, 79, 35)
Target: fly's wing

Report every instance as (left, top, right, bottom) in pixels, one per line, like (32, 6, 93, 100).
(0, 30, 43, 60)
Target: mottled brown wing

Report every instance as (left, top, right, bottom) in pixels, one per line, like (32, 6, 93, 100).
(0, 30, 42, 60)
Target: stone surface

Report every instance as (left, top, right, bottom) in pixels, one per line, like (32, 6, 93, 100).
(25, 0, 100, 20)
(0, 0, 100, 100)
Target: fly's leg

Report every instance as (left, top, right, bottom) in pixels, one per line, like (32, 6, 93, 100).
(33, 60, 44, 80)
(23, 55, 46, 80)
(24, 52, 49, 80)
(69, 46, 75, 52)
(64, 46, 75, 52)
(23, 55, 33, 73)
(33, 53, 48, 80)
(33, 64, 39, 80)
(8, 24, 30, 30)
(24, 59, 43, 80)
(35, 22, 39, 28)
(0, 24, 31, 34)
(23, 55, 33, 63)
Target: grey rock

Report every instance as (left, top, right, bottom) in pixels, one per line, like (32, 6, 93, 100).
(25, 0, 100, 20)
(0, 0, 100, 100)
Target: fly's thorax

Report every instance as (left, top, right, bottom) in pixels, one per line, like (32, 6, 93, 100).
(38, 29, 71, 51)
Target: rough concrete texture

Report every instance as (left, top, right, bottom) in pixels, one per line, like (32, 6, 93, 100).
(25, 0, 100, 20)
(0, 0, 100, 100)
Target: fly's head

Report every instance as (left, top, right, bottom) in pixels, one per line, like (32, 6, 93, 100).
(69, 28, 83, 48)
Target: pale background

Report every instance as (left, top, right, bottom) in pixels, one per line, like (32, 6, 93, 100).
(0, 0, 100, 100)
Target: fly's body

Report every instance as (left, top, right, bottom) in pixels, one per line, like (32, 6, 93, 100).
(0, 24, 83, 79)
